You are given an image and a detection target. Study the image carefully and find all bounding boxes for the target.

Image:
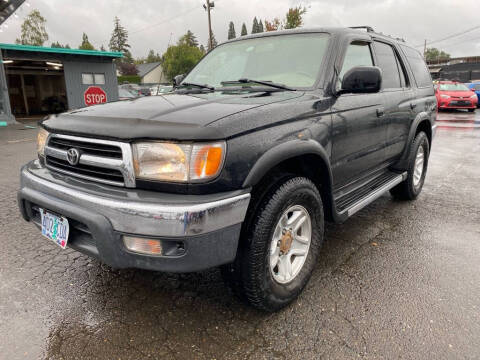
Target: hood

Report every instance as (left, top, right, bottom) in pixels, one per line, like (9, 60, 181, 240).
(42, 91, 304, 141)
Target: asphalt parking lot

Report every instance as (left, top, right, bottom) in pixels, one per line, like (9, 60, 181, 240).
(1, 110, 479, 360)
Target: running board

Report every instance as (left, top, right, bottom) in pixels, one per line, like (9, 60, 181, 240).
(336, 171, 407, 217)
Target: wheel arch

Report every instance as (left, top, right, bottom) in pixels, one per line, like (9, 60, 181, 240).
(242, 140, 335, 221)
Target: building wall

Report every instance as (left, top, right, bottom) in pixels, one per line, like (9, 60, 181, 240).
(63, 60, 119, 109)
(141, 65, 167, 84)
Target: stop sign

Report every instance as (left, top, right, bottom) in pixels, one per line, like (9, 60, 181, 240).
(84, 86, 107, 106)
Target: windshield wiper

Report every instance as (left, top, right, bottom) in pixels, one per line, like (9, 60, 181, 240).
(178, 82, 215, 91)
(221, 78, 294, 91)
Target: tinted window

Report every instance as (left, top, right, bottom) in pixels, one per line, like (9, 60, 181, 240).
(340, 42, 373, 80)
(374, 41, 401, 89)
(401, 46, 432, 88)
(474, 84, 480, 91)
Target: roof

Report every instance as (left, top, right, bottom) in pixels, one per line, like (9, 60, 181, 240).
(0, 43, 123, 58)
(136, 62, 162, 78)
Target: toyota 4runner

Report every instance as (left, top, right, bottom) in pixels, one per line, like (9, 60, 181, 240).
(18, 27, 437, 311)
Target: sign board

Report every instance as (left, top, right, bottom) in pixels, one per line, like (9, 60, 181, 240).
(84, 86, 107, 106)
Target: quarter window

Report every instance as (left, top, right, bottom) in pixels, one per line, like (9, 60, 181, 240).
(401, 46, 432, 88)
(340, 42, 374, 80)
(374, 41, 402, 89)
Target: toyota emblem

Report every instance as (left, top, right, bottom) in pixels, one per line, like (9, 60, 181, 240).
(66, 148, 81, 165)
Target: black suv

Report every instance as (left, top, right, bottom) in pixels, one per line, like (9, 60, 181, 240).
(18, 27, 437, 311)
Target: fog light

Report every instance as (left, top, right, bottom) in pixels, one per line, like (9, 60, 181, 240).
(123, 236, 163, 255)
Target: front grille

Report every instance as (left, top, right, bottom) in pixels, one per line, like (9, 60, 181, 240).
(48, 137, 122, 159)
(44, 134, 135, 187)
(46, 156, 124, 183)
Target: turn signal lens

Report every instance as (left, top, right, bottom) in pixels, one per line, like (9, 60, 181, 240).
(190, 143, 225, 180)
(37, 128, 49, 157)
(123, 236, 163, 255)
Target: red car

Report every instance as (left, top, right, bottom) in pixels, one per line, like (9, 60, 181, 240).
(435, 81, 477, 112)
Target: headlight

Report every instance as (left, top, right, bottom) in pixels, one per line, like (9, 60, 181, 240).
(440, 94, 450, 99)
(471, 94, 478, 99)
(37, 128, 49, 157)
(132, 141, 226, 182)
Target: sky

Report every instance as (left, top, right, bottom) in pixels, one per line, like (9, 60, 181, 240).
(0, 0, 479, 58)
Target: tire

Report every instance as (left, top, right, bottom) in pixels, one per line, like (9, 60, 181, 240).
(390, 131, 429, 200)
(468, 108, 475, 112)
(222, 177, 324, 312)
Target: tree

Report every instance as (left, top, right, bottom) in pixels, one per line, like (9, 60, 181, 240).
(15, 9, 48, 46)
(109, 16, 131, 62)
(252, 17, 259, 34)
(258, 20, 264, 33)
(51, 41, 70, 48)
(79, 33, 95, 50)
(162, 42, 204, 81)
(146, 49, 162, 63)
(241, 23, 248, 36)
(228, 21, 236, 40)
(265, 18, 282, 32)
(425, 47, 451, 62)
(284, 6, 307, 29)
(118, 62, 138, 76)
(199, 44, 206, 54)
(179, 30, 199, 48)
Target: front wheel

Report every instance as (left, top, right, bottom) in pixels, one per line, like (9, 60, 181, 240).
(222, 177, 324, 312)
(390, 131, 430, 200)
(468, 108, 475, 112)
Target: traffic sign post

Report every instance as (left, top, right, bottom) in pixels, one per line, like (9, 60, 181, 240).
(84, 86, 107, 106)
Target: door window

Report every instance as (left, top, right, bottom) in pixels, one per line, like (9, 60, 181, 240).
(374, 41, 402, 89)
(339, 41, 374, 81)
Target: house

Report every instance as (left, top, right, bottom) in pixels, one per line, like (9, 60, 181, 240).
(137, 62, 167, 84)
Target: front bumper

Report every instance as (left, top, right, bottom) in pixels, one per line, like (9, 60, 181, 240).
(438, 98, 477, 109)
(18, 160, 251, 272)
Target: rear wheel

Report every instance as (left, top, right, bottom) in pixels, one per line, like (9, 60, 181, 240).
(222, 177, 324, 312)
(390, 131, 429, 200)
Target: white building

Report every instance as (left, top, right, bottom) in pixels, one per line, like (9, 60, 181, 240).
(137, 62, 167, 84)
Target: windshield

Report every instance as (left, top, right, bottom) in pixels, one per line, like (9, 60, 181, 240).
(183, 33, 330, 89)
(439, 83, 470, 91)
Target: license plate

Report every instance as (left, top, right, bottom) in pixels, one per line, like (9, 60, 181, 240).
(40, 209, 70, 249)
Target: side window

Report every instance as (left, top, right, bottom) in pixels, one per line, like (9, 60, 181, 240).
(82, 73, 105, 85)
(340, 41, 374, 81)
(401, 45, 432, 88)
(373, 41, 401, 89)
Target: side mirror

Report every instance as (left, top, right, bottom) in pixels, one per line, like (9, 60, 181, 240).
(340, 66, 382, 94)
(173, 74, 185, 87)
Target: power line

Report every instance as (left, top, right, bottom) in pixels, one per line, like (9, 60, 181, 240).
(415, 25, 480, 48)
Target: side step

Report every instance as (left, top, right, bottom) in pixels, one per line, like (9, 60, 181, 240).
(335, 171, 407, 217)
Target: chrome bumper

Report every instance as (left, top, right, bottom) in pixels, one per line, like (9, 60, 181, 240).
(19, 161, 251, 238)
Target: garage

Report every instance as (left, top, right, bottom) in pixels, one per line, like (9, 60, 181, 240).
(0, 44, 123, 124)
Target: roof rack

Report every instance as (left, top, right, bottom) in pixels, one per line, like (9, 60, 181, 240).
(349, 26, 375, 33)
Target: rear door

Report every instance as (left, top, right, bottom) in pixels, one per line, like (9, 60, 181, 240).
(372, 40, 415, 161)
(331, 40, 389, 188)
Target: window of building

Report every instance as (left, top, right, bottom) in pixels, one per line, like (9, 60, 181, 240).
(94, 73, 105, 85)
(82, 73, 106, 85)
(82, 73, 94, 85)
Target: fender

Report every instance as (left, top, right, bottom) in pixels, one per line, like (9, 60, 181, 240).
(242, 139, 332, 188)
(242, 139, 338, 221)
(394, 111, 433, 170)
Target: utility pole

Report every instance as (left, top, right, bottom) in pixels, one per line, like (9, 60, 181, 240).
(423, 39, 427, 58)
(203, 0, 214, 50)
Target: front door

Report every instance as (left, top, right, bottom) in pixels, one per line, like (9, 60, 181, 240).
(331, 41, 389, 189)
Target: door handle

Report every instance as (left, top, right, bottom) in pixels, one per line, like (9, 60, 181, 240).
(376, 107, 385, 117)
(410, 102, 417, 109)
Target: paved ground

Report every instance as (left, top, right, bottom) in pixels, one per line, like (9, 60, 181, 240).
(0, 111, 479, 360)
